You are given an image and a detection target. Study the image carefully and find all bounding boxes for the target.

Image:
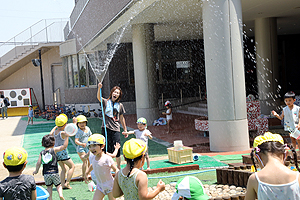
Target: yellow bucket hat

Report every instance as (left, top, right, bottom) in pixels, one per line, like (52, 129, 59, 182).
(253, 132, 284, 148)
(77, 115, 87, 123)
(87, 134, 105, 146)
(123, 138, 147, 159)
(3, 147, 28, 166)
(55, 114, 68, 127)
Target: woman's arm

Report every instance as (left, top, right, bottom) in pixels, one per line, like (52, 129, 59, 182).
(31, 190, 37, 200)
(137, 172, 165, 200)
(113, 171, 123, 198)
(120, 114, 127, 133)
(97, 83, 103, 102)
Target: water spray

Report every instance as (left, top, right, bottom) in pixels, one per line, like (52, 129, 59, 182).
(72, 21, 130, 152)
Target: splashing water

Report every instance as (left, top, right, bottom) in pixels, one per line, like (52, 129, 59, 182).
(73, 21, 130, 83)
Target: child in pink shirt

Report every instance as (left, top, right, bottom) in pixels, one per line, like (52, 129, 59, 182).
(84, 134, 118, 200)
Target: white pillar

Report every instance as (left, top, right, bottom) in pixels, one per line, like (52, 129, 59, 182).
(202, 0, 249, 151)
(255, 18, 279, 114)
(132, 24, 158, 125)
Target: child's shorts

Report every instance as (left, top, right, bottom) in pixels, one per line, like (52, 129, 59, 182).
(96, 180, 113, 195)
(56, 150, 70, 161)
(44, 173, 61, 186)
(77, 145, 89, 153)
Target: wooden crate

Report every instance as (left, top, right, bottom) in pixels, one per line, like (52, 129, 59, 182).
(167, 146, 193, 164)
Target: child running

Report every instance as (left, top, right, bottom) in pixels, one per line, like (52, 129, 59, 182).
(0, 147, 36, 200)
(113, 138, 165, 200)
(50, 114, 75, 189)
(84, 134, 118, 200)
(33, 134, 67, 200)
(73, 115, 92, 178)
(122, 117, 153, 169)
(245, 132, 300, 200)
(162, 100, 173, 133)
(272, 91, 300, 150)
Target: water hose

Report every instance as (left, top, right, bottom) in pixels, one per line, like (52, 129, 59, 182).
(148, 169, 215, 179)
(99, 88, 108, 153)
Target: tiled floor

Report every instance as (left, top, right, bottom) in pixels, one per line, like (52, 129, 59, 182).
(125, 113, 212, 153)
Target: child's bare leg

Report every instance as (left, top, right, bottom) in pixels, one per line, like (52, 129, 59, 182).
(78, 152, 87, 177)
(46, 185, 53, 200)
(63, 159, 75, 189)
(146, 154, 150, 169)
(58, 161, 66, 187)
(31, 117, 33, 125)
(291, 137, 297, 149)
(56, 184, 65, 200)
(93, 188, 105, 200)
(107, 192, 116, 200)
(27, 118, 30, 125)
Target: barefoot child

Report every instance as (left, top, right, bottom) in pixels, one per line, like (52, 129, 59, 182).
(113, 138, 165, 200)
(122, 117, 153, 169)
(245, 132, 300, 200)
(28, 105, 33, 125)
(84, 134, 118, 200)
(162, 100, 173, 133)
(272, 91, 300, 149)
(73, 115, 92, 178)
(50, 114, 75, 189)
(33, 134, 67, 200)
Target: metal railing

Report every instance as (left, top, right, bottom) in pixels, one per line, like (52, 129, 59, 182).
(0, 18, 70, 68)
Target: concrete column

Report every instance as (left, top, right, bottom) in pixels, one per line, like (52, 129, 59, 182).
(202, 0, 249, 151)
(255, 18, 280, 114)
(132, 24, 158, 124)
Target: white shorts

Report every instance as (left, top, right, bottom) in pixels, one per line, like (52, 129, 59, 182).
(96, 180, 113, 195)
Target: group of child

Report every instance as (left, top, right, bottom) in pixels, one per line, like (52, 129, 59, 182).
(3, 86, 300, 199)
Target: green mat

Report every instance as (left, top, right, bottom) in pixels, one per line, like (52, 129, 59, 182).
(212, 153, 248, 162)
(22, 118, 168, 168)
(121, 155, 228, 169)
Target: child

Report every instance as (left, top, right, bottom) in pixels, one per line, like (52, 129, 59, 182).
(245, 132, 300, 200)
(171, 176, 209, 200)
(33, 134, 67, 200)
(73, 115, 92, 178)
(122, 117, 153, 169)
(28, 105, 34, 125)
(0, 147, 37, 199)
(50, 114, 75, 189)
(97, 83, 128, 169)
(162, 100, 173, 133)
(112, 138, 165, 199)
(272, 91, 300, 149)
(84, 134, 118, 200)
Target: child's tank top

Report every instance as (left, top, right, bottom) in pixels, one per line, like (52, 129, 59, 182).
(256, 172, 300, 199)
(54, 131, 65, 147)
(118, 169, 140, 200)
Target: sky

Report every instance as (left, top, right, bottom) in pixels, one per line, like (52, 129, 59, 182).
(0, 0, 75, 42)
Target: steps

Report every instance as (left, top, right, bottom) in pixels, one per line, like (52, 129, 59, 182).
(176, 102, 208, 116)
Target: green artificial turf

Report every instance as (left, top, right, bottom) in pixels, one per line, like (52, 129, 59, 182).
(121, 155, 228, 170)
(23, 118, 168, 168)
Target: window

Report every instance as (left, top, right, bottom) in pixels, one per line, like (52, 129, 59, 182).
(87, 53, 97, 86)
(72, 55, 79, 87)
(127, 48, 134, 85)
(78, 54, 87, 87)
(67, 56, 73, 88)
(157, 44, 192, 82)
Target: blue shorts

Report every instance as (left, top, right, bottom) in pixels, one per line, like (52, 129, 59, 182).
(56, 150, 70, 161)
(77, 145, 89, 153)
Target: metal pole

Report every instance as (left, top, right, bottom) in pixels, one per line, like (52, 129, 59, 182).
(199, 85, 202, 100)
(39, 49, 45, 111)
